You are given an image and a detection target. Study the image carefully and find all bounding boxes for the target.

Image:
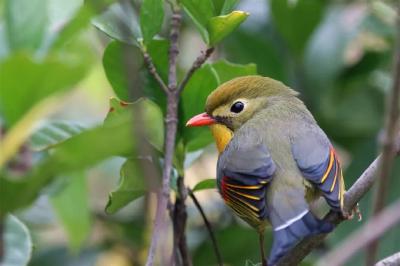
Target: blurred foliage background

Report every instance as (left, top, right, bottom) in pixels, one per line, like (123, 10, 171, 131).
(0, 0, 399, 265)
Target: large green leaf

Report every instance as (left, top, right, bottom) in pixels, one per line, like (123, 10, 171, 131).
(0, 53, 89, 127)
(105, 159, 149, 214)
(102, 39, 168, 107)
(4, 0, 47, 51)
(212, 59, 257, 83)
(48, 5, 93, 52)
(180, 0, 215, 43)
(207, 11, 248, 45)
(181, 64, 219, 151)
(102, 40, 143, 101)
(2, 215, 33, 266)
(270, 0, 326, 56)
(223, 29, 287, 82)
(105, 97, 164, 151)
(29, 120, 85, 151)
(92, 1, 140, 44)
(50, 171, 91, 251)
(0, 111, 135, 214)
(140, 0, 164, 45)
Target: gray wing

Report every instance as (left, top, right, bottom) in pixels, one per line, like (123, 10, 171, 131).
(291, 126, 344, 211)
(217, 130, 276, 225)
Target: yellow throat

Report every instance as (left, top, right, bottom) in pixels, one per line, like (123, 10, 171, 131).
(209, 124, 234, 153)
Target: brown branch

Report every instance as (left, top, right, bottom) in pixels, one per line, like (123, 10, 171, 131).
(316, 199, 400, 266)
(276, 138, 400, 266)
(375, 251, 400, 266)
(188, 189, 223, 266)
(366, 7, 400, 265)
(172, 177, 191, 266)
(142, 51, 169, 94)
(145, 6, 182, 266)
(168, 11, 181, 92)
(176, 47, 215, 95)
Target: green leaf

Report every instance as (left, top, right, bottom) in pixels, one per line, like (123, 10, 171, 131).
(221, 0, 239, 15)
(180, 0, 215, 43)
(4, 0, 47, 51)
(102, 40, 143, 101)
(212, 0, 225, 15)
(0, 111, 135, 214)
(105, 159, 150, 214)
(50, 172, 91, 251)
(207, 10, 249, 45)
(0, 53, 89, 127)
(140, 0, 164, 45)
(105, 98, 164, 151)
(270, 0, 326, 56)
(2, 215, 33, 266)
(212, 59, 257, 83)
(223, 29, 287, 81)
(29, 120, 85, 151)
(143, 39, 169, 110)
(192, 178, 216, 192)
(102, 39, 168, 106)
(48, 6, 93, 51)
(92, 1, 140, 45)
(181, 64, 219, 151)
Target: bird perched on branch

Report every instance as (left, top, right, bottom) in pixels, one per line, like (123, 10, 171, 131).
(186, 76, 352, 265)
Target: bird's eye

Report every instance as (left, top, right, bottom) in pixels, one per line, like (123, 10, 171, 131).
(230, 101, 244, 113)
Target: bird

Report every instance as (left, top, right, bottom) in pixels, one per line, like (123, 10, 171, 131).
(186, 75, 353, 265)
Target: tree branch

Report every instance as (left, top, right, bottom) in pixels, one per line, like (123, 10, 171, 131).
(176, 47, 215, 95)
(316, 199, 400, 266)
(172, 177, 191, 266)
(276, 138, 400, 266)
(168, 11, 181, 92)
(366, 6, 400, 265)
(145, 7, 182, 266)
(142, 51, 169, 94)
(188, 189, 223, 266)
(375, 252, 400, 266)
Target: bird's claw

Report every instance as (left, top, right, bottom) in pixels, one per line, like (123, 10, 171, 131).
(342, 203, 362, 222)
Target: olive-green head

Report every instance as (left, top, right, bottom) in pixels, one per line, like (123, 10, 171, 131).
(204, 75, 298, 131)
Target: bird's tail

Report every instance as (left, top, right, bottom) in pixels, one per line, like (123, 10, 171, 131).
(268, 210, 334, 265)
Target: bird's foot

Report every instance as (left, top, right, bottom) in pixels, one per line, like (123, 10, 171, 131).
(342, 203, 362, 222)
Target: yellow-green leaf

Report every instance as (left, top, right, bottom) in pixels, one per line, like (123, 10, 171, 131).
(207, 11, 249, 45)
(192, 178, 216, 192)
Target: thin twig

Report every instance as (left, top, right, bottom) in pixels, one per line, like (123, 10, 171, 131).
(142, 51, 169, 94)
(316, 199, 400, 266)
(177, 47, 215, 95)
(188, 189, 223, 266)
(366, 7, 400, 265)
(276, 138, 400, 266)
(145, 6, 182, 266)
(375, 251, 400, 266)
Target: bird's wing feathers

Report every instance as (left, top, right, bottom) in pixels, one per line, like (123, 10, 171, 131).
(291, 127, 344, 211)
(217, 132, 276, 227)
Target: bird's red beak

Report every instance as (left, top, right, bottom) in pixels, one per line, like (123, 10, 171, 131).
(186, 112, 216, 127)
